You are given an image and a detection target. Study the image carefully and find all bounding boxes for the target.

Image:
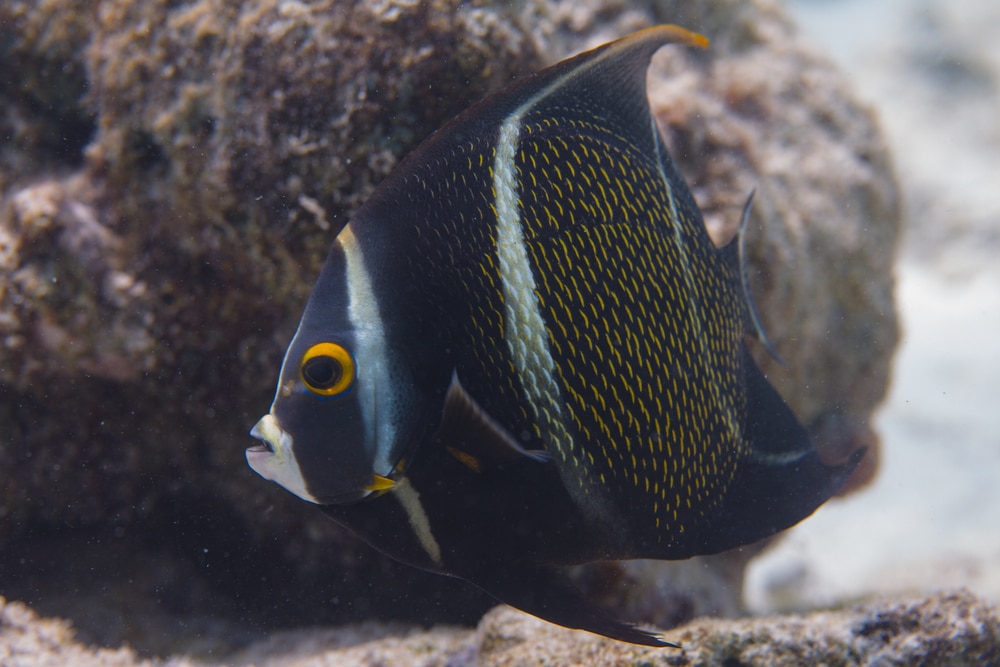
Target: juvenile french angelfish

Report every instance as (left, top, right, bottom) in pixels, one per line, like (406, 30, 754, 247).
(247, 25, 863, 647)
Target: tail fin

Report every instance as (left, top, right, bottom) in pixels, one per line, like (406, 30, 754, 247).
(692, 348, 865, 554)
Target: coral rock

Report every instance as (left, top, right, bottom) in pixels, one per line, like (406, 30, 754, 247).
(0, 0, 899, 636)
(3, 592, 997, 666)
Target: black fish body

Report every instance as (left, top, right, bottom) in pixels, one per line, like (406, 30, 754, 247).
(248, 25, 861, 646)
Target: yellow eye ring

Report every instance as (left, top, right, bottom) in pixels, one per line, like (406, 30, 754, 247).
(299, 342, 355, 397)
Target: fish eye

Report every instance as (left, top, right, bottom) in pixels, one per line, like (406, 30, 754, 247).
(299, 342, 355, 397)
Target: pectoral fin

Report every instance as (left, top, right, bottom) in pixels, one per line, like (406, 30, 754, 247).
(435, 371, 551, 473)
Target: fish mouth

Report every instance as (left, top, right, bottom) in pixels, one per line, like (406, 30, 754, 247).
(248, 414, 282, 460)
(246, 440, 274, 454)
(245, 414, 321, 504)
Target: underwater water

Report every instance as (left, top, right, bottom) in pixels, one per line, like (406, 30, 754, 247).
(1, 0, 998, 663)
(748, 0, 1000, 611)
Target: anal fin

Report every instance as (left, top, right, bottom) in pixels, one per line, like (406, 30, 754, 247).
(462, 561, 677, 648)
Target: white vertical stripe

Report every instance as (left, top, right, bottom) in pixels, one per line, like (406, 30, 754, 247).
(393, 476, 442, 564)
(494, 121, 561, 410)
(489, 40, 666, 530)
(493, 91, 578, 470)
(339, 226, 401, 477)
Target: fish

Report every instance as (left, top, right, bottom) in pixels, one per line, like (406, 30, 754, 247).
(246, 24, 863, 647)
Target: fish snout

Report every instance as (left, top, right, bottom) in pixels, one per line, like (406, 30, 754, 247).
(246, 413, 326, 504)
(247, 414, 290, 474)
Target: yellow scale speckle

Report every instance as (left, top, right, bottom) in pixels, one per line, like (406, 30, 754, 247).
(402, 91, 751, 546)
(513, 112, 747, 541)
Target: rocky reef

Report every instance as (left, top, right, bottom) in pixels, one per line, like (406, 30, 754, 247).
(1, 0, 898, 654)
(3, 590, 998, 666)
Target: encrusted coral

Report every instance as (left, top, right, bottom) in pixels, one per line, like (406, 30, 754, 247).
(0, 0, 899, 638)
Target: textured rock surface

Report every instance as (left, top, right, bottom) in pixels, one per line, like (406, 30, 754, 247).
(2, 591, 997, 666)
(0, 0, 899, 647)
(0, 597, 152, 667)
(1, 0, 551, 635)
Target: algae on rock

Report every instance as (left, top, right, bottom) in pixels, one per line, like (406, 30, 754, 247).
(0, 0, 899, 642)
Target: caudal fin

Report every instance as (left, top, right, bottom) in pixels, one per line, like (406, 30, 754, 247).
(691, 349, 865, 554)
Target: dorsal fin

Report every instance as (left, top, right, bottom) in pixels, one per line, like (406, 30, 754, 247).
(366, 25, 709, 200)
(723, 189, 784, 364)
(459, 560, 678, 647)
(493, 25, 709, 138)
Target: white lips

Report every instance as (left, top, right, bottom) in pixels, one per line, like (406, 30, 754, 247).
(247, 414, 320, 504)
